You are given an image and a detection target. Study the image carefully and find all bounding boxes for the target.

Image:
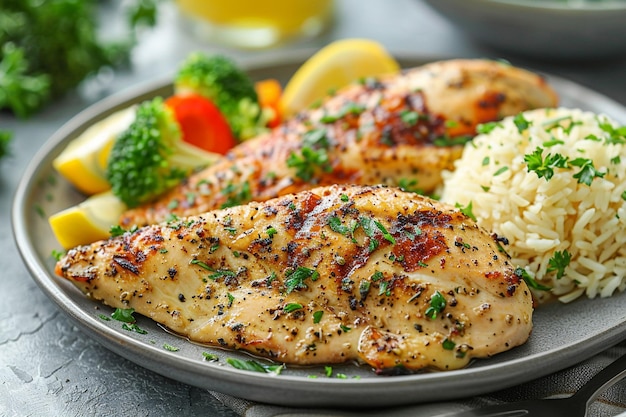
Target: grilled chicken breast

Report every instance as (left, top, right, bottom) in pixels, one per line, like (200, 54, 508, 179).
(57, 185, 533, 372)
(120, 59, 557, 227)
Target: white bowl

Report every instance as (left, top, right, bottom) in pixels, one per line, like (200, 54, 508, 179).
(422, 0, 626, 60)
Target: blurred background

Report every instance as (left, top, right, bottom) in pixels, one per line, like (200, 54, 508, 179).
(2, 0, 626, 126)
(1, 1, 626, 416)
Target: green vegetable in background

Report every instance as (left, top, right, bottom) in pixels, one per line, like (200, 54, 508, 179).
(106, 97, 216, 208)
(0, 0, 159, 119)
(0, 130, 12, 161)
(174, 53, 268, 140)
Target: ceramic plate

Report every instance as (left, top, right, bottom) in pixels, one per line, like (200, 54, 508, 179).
(12, 53, 626, 408)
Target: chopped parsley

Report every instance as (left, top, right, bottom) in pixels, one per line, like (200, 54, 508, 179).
(397, 178, 423, 194)
(374, 220, 395, 244)
(313, 310, 324, 324)
(359, 216, 395, 251)
(515, 267, 551, 291)
(359, 280, 371, 300)
(226, 358, 284, 375)
(442, 338, 456, 350)
(400, 110, 421, 126)
(319, 101, 366, 123)
(207, 268, 236, 281)
(283, 303, 303, 313)
(425, 291, 446, 319)
(191, 259, 211, 270)
(433, 135, 472, 147)
(570, 157, 605, 186)
(285, 267, 319, 293)
(202, 352, 219, 361)
(163, 343, 180, 352)
(227, 293, 235, 307)
(51, 249, 65, 261)
(597, 120, 626, 145)
(524, 147, 569, 180)
(493, 166, 509, 176)
(476, 121, 503, 135)
(378, 280, 391, 296)
(547, 250, 571, 280)
(109, 224, 138, 237)
(221, 180, 252, 208)
(328, 216, 349, 235)
(455, 201, 477, 222)
(513, 113, 532, 133)
(287, 129, 332, 181)
(111, 308, 136, 323)
(122, 323, 148, 334)
(371, 271, 384, 281)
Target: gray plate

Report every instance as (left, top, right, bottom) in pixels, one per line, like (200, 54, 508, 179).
(12, 52, 626, 408)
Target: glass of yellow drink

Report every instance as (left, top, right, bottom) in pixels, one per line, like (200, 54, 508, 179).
(176, 0, 334, 49)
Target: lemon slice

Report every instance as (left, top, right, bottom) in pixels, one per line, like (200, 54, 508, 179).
(53, 106, 136, 195)
(280, 39, 400, 116)
(49, 191, 127, 249)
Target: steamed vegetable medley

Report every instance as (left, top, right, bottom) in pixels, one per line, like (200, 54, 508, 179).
(55, 53, 280, 207)
(107, 53, 279, 208)
(48, 53, 282, 247)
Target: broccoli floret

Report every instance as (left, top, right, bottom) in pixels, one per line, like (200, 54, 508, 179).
(106, 97, 216, 208)
(174, 53, 268, 140)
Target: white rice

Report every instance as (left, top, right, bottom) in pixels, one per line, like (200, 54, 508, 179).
(441, 108, 626, 303)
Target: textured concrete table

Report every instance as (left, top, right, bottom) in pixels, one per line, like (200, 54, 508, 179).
(2, 1, 626, 416)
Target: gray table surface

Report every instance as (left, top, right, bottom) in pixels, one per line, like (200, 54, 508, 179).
(2, 1, 626, 416)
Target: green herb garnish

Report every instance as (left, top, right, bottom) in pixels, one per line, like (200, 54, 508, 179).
(442, 338, 456, 350)
(455, 201, 477, 222)
(111, 308, 136, 323)
(425, 291, 446, 319)
(513, 113, 532, 133)
(569, 157, 605, 186)
(515, 267, 551, 291)
(163, 343, 180, 352)
(285, 267, 319, 293)
(283, 303, 303, 313)
(287, 129, 332, 181)
(547, 250, 571, 280)
(122, 323, 148, 334)
(476, 121, 502, 135)
(226, 358, 283, 375)
(202, 352, 219, 361)
(313, 310, 324, 324)
(524, 147, 569, 180)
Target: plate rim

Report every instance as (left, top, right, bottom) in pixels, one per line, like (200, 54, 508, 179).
(11, 50, 626, 407)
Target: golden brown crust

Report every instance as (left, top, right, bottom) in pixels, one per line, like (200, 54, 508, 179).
(58, 184, 533, 372)
(119, 59, 557, 228)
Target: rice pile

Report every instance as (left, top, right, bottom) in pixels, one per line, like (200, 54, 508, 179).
(441, 107, 626, 303)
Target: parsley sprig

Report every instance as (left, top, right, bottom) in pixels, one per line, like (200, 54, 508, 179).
(285, 267, 319, 293)
(547, 250, 572, 280)
(524, 147, 606, 186)
(425, 291, 446, 319)
(287, 129, 332, 181)
(523, 147, 569, 180)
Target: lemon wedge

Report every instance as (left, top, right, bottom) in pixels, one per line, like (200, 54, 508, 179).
(280, 39, 400, 117)
(53, 106, 136, 195)
(49, 191, 127, 249)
